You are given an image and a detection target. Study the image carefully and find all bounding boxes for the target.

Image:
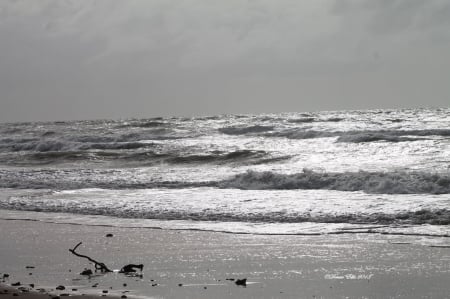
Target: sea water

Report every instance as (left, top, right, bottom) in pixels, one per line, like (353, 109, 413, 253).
(0, 108, 449, 242)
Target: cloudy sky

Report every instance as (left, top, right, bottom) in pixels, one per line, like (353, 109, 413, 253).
(1, 0, 449, 122)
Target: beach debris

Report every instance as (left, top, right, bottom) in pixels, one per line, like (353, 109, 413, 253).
(56, 285, 65, 290)
(105, 233, 114, 237)
(69, 242, 112, 273)
(80, 269, 93, 276)
(119, 264, 143, 273)
(235, 278, 247, 287)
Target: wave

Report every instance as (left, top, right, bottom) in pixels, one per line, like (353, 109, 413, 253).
(2, 139, 155, 152)
(267, 129, 450, 142)
(219, 170, 450, 194)
(120, 150, 288, 166)
(1, 169, 449, 195)
(288, 117, 316, 123)
(116, 121, 167, 128)
(0, 198, 447, 225)
(219, 125, 274, 135)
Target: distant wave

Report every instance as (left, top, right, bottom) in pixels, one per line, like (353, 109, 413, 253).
(219, 125, 274, 135)
(267, 129, 450, 142)
(1, 139, 155, 152)
(219, 170, 450, 194)
(0, 149, 289, 167)
(288, 117, 316, 123)
(116, 121, 167, 128)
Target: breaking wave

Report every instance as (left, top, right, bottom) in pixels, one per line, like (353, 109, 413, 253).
(1, 169, 449, 195)
(219, 170, 450, 194)
(0, 196, 447, 225)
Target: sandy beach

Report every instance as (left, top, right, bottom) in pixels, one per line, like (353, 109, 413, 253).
(1, 218, 449, 299)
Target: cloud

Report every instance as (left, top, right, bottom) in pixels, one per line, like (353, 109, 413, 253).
(0, 0, 449, 121)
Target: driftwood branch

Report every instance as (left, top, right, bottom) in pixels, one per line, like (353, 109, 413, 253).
(69, 242, 112, 273)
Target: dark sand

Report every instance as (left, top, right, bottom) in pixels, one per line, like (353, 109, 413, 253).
(0, 218, 449, 298)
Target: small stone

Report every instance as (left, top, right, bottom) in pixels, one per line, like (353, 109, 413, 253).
(3, 274, 9, 278)
(55, 285, 65, 291)
(80, 269, 93, 276)
(121, 296, 127, 299)
(29, 284, 34, 288)
(178, 284, 183, 287)
(28, 273, 32, 276)
(102, 290, 108, 294)
(204, 286, 207, 290)
(11, 282, 21, 286)
(235, 278, 247, 287)
(123, 283, 127, 287)
(25, 266, 35, 269)
(152, 284, 157, 287)
(60, 294, 70, 296)
(92, 283, 98, 288)
(71, 288, 77, 291)
(106, 233, 113, 237)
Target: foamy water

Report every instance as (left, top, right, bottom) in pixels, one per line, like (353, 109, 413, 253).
(0, 108, 449, 237)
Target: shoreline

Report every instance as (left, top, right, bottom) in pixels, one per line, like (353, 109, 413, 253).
(1, 218, 449, 298)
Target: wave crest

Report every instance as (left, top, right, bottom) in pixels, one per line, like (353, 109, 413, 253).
(219, 170, 450, 194)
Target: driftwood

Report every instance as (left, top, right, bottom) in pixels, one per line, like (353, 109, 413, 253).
(69, 242, 112, 273)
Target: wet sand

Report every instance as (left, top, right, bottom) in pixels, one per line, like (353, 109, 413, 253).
(0, 218, 449, 298)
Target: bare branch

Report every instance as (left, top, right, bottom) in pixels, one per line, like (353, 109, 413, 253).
(69, 242, 112, 273)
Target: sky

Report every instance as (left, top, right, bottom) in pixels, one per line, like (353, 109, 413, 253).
(1, 0, 449, 122)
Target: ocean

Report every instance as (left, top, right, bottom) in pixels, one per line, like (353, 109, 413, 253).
(0, 108, 449, 240)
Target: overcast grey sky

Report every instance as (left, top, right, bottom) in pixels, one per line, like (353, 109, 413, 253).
(1, 0, 449, 122)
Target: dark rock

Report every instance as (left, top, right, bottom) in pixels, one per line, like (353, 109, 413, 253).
(178, 284, 183, 287)
(102, 290, 108, 294)
(226, 278, 235, 281)
(71, 289, 78, 291)
(121, 296, 127, 299)
(55, 285, 65, 291)
(25, 266, 35, 269)
(105, 234, 113, 237)
(11, 282, 21, 286)
(80, 269, 93, 276)
(123, 283, 127, 287)
(60, 294, 70, 296)
(92, 283, 98, 288)
(152, 284, 157, 287)
(119, 264, 143, 273)
(235, 278, 247, 287)
(29, 284, 34, 288)
(3, 274, 9, 278)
